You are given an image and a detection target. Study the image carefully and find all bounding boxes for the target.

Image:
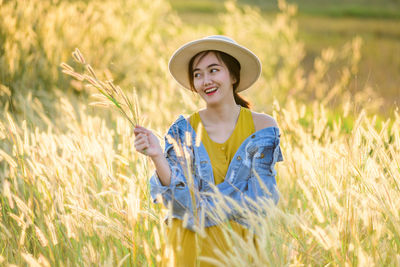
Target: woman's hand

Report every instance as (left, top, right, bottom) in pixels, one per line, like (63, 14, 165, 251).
(134, 125, 171, 186)
(133, 126, 163, 158)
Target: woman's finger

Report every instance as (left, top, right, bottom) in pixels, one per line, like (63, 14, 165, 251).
(135, 132, 146, 139)
(135, 142, 149, 152)
(134, 133, 147, 142)
(134, 136, 148, 147)
(134, 128, 146, 136)
(134, 126, 151, 136)
(134, 127, 146, 136)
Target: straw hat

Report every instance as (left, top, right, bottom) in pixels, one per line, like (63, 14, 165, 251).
(168, 35, 261, 92)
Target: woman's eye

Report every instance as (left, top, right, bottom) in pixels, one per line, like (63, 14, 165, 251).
(210, 68, 218, 73)
(193, 73, 201, 78)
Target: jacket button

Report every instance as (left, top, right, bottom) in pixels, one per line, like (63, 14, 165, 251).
(260, 153, 264, 158)
(251, 135, 255, 138)
(200, 160, 208, 164)
(237, 156, 241, 161)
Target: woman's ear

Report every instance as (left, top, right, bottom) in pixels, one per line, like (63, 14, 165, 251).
(231, 75, 237, 85)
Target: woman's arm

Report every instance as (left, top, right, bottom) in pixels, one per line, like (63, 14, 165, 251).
(134, 125, 195, 220)
(134, 125, 171, 186)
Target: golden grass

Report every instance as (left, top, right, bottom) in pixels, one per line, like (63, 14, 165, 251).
(61, 48, 142, 128)
(0, 0, 399, 266)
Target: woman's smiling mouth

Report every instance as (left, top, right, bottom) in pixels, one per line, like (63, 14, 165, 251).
(204, 87, 218, 95)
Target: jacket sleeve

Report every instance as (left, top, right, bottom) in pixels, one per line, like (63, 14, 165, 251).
(149, 133, 195, 219)
(198, 143, 283, 222)
(244, 145, 283, 204)
(244, 143, 283, 209)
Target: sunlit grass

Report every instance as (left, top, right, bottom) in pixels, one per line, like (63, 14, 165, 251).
(0, 0, 399, 266)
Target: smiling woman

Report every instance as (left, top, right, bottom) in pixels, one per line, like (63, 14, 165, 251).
(133, 35, 283, 266)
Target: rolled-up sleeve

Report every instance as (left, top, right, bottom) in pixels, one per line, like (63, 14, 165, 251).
(149, 137, 194, 219)
(246, 143, 283, 205)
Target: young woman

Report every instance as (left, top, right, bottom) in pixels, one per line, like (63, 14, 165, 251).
(134, 35, 283, 266)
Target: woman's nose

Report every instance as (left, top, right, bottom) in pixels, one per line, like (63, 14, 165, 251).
(203, 73, 212, 85)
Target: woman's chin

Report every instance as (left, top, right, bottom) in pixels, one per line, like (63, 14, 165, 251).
(203, 97, 221, 106)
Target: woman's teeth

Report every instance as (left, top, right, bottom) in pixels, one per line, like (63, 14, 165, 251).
(205, 88, 218, 94)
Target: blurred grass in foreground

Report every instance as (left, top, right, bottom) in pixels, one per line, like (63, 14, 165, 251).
(0, 0, 399, 266)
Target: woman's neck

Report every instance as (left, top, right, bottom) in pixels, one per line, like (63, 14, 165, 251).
(201, 102, 241, 126)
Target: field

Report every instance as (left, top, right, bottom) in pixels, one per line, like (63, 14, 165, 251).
(0, 0, 400, 266)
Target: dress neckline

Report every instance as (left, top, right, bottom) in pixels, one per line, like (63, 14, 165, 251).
(197, 107, 243, 145)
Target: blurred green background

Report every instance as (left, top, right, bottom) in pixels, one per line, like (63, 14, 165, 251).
(170, 0, 400, 112)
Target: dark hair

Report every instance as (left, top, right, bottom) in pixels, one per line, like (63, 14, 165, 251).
(188, 50, 251, 109)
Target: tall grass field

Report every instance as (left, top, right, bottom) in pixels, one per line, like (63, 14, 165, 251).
(0, 0, 399, 266)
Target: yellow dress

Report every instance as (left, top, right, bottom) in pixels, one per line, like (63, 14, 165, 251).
(162, 107, 256, 267)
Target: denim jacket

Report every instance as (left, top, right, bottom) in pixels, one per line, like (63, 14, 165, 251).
(149, 115, 283, 232)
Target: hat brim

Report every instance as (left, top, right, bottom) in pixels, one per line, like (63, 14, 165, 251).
(169, 38, 261, 92)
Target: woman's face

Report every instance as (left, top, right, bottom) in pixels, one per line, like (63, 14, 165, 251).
(192, 52, 237, 105)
